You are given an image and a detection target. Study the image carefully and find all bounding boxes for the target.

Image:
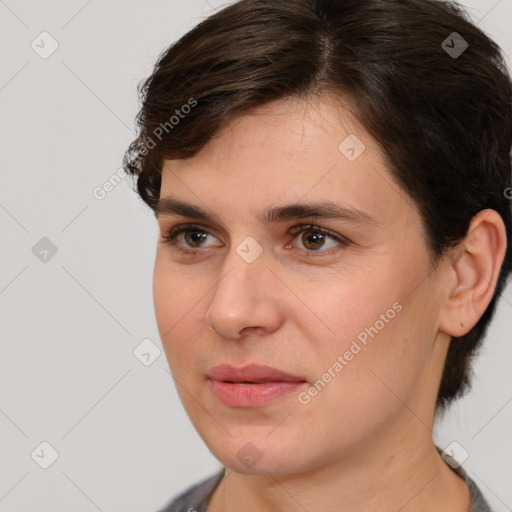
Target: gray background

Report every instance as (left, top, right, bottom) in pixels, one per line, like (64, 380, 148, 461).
(0, 0, 511, 510)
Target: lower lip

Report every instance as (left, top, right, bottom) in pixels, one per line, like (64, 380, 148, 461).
(209, 379, 306, 408)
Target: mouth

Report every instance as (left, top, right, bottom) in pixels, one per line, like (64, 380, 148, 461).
(208, 380, 307, 408)
(207, 364, 308, 408)
(224, 380, 280, 384)
(207, 363, 307, 384)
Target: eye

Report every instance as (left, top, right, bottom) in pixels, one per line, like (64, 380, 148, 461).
(286, 224, 350, 255)
(159, 223, 350, 257)
(160, 223, 220, 253)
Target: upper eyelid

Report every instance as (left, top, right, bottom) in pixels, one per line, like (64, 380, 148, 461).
(162, 222, 339, 236)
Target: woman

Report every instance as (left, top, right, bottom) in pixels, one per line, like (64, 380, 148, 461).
(123, 0, 512, 510)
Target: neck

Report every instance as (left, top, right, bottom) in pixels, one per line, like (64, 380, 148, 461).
(207, 420, 470, 512)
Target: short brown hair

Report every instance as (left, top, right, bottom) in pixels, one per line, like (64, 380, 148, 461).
(123, 0, 512, 411)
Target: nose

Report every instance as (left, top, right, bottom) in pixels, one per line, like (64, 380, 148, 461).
(205, 244, 283, 339)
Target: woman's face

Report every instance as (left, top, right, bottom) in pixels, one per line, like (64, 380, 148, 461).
(153, 96, 450, 476)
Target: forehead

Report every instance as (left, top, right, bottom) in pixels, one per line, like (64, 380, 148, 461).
(178, 95, 370, 168)
(158, 95, 414, 227)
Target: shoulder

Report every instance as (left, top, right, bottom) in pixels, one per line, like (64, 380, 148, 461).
(435, 445, 493, 511)
(466, 475, 493, 512)
(155, 460, 493, 511)
(155, 468, 225, 512)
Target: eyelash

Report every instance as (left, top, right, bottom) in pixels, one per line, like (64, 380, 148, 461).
(160, 223, 350, 257)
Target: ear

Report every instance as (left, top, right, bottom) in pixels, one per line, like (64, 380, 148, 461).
(438, 209, 508, 337)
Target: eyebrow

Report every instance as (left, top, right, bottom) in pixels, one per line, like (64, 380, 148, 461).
(154, 197, 381, 226)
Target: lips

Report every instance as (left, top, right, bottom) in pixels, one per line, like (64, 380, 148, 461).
(207, 364, 308, 408)
(207, 363, 307, 384)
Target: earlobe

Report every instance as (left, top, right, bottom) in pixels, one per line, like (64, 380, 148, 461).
(438, 209, 507, 338)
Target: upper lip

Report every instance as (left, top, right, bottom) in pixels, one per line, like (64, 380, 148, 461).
(208, 364, 307, 383)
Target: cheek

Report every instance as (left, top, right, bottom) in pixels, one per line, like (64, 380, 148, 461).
(153, 259, 175, 334)
(303, 268, 433, 399)
(153, 256, 199, 326)
(296, 317, 419, 450)
(305, 271, 401, 346)
(152, 258, 200, 362)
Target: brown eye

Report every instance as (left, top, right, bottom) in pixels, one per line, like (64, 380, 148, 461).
(301, 230, 329, 251)
(288, 225, 348, 254)
(160, 224, 220, 252)
(183, 229, 208, 247)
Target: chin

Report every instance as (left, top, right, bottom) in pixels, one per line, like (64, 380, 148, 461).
(203, 432, 309, 477)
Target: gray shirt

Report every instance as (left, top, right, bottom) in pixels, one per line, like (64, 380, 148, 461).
(157, 463, 492, 512)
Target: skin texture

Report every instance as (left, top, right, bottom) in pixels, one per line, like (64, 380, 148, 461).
(153, 95, 506, 512)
